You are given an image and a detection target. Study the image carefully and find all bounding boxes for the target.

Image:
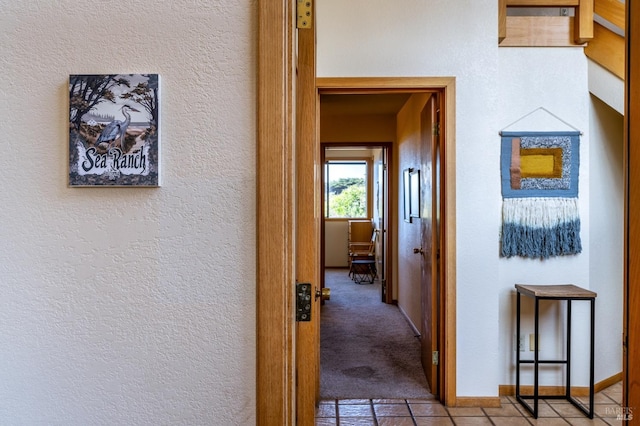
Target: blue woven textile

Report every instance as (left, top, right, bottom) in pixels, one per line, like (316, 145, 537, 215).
(501, 198, 582, 259)
(500, 131, 581, 259)
(501, 131, 580, 198)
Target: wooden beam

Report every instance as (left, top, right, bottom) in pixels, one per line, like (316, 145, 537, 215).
(595, 0, 625, 31)
(499, 0, 508, 43)
(585, 22, 625, 79)
(575, 0, 594, 44)
(499, 16, 585, 47)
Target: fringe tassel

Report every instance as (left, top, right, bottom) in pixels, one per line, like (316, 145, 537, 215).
(501, 198, 582, 259)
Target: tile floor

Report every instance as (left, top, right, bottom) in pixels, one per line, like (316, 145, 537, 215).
(316, 381, 626, 425)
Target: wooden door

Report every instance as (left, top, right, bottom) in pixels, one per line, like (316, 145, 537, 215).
(419, 95, 440, 395)
(295, 8, 320, 426)
(373, 147, 392, 303)
(625, 0, 640, 416)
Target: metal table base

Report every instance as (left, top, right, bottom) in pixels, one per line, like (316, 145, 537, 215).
(515, 284, 596, 419)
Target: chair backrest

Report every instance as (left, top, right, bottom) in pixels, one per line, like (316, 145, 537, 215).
(363, 229, 378, 254)
(349, 220, 373, 243)
(349, 229, 377, 257)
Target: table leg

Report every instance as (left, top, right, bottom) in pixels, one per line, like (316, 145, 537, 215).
(534, 296, 539, 418)
(567, 300, 572, 400)
(516, 292, 521, 399)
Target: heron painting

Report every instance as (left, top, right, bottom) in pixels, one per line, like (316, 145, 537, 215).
(94, 104, 140, 152)
(69, 73, 160, 187)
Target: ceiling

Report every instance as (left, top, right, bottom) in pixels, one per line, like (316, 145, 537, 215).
(320, 93, 412, 116)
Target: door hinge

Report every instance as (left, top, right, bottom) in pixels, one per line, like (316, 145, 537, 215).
(296, 283, 312, 321)
(433, 122, 440, 137)
(432, 351, 439, 365)
(297, 0, 312, 29)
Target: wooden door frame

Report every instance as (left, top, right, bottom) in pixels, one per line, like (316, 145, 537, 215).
(294, 4, 319, 425)
(317, 77, 457, 406)
(256, 1, 296, 424)
(624, 0, 640, 415)
(320, 142, 393, 303)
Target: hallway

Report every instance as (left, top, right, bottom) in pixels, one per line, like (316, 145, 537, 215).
(320, 268, 430, 399)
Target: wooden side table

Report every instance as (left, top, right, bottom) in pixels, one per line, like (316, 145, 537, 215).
(515, 284, 597, 419)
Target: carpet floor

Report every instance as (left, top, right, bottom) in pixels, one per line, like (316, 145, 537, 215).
(320, 269, 432, 399)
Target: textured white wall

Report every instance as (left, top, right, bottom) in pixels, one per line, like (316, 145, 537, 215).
(0, 1, 255, 424)
(497, 48, 594, 387)
(589, 96, 624, 383)
(318, 0, 501, 397)
(318, 0, 621, 396)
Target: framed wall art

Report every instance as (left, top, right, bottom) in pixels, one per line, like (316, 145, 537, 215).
(69, 74, 160, 186)
(403, 167, 421, 222)
(403, 168, 412, 223)
(409, 168, 420, 219)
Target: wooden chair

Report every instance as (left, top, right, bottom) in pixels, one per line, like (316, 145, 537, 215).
(348, 230, 377, 283)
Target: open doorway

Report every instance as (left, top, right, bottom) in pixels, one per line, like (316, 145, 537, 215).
(320, 142, 431, 399)
(321, 144, 391, 303)
(317, 86, 452, 402)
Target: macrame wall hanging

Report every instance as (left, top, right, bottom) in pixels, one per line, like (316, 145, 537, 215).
(500, 108, 582, 259)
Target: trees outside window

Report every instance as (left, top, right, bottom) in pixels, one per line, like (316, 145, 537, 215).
(325, 161, 368, 218)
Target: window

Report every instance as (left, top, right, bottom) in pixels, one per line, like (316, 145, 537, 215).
(324, 160, 368, 218)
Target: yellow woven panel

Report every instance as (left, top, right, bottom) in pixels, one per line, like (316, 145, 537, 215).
(520, 148, 562, 178)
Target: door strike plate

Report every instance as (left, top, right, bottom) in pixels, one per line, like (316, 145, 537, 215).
(296, 283, 312, 321)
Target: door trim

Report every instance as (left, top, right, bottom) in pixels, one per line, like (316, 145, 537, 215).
(256, 1, 296, 424)
(317, 77, 457, 406)
(624, 0, 640, 414)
